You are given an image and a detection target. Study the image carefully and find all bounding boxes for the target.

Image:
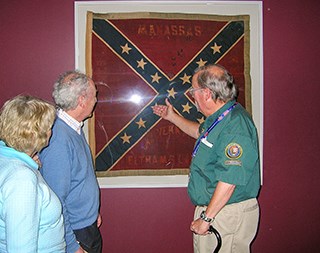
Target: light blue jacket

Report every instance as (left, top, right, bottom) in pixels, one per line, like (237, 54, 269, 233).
(0, 141, 66, 253)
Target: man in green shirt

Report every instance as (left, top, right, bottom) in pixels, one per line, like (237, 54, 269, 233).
(153, 64, 260, 253)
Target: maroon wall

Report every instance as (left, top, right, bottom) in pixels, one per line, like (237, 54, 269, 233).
(1, 0, 319, 252)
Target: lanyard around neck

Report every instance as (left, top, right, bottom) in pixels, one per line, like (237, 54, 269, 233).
(192, 102, 237, 157)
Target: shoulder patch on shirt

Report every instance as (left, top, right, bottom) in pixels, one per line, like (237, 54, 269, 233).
(225, 143, 243, 159)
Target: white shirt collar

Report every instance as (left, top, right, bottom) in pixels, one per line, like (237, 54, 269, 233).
(57, 108, 83, 135)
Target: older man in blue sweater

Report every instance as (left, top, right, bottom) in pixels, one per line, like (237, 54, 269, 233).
(40, 70, 102, 253)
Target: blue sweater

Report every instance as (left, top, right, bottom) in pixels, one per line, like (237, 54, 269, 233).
(40, 118, 100, 253)
(0, 141, 66, 252)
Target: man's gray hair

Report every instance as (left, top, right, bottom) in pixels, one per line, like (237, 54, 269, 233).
(194, 64, 238, 102)
(52, 70, 92, 110)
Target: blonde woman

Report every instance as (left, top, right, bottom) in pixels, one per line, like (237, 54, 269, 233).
(0, 95, 66, 252)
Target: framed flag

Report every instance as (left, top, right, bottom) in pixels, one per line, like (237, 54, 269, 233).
(75, 1, 263, 186)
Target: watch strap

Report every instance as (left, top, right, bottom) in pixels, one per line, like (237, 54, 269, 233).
(200, 210, 214, 223)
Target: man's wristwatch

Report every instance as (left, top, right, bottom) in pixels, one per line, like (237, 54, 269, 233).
(200, 210, 214, 223)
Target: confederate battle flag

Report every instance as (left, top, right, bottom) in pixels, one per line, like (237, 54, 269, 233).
(85, 12, 251, 177)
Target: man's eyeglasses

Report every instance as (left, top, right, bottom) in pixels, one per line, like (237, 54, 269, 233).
(188, 87, 204, 97)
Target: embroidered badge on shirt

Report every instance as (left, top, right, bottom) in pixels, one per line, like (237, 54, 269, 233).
(225, 143, 243, 166)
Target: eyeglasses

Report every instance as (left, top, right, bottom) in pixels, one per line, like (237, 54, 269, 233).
(188, 87, 204, 97)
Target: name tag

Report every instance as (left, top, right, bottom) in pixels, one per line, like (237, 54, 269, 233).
(201, 137, 213, 148)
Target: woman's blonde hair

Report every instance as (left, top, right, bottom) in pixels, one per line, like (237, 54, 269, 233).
(0, 95, 56, 155)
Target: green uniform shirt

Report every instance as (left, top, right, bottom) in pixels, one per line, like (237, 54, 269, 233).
(188, 100, 261, 206)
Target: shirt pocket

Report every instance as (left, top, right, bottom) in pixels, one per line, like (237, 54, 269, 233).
(192, 139, 217, 172)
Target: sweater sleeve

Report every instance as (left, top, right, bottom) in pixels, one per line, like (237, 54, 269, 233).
(3, 167, 40, 253)
(40, 132, 80, 253)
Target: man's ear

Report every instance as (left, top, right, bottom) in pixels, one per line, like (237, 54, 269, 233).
(78, 95, 86, 108)
(204, 88, 212, 101)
